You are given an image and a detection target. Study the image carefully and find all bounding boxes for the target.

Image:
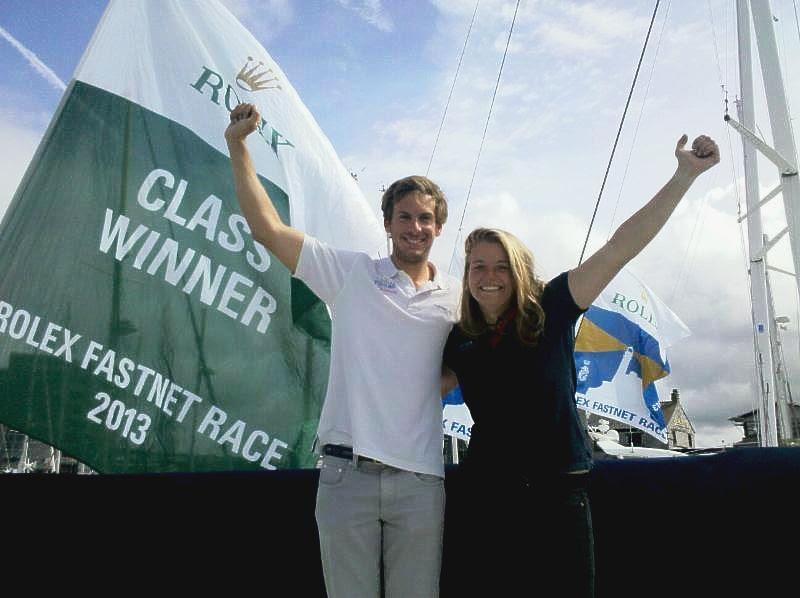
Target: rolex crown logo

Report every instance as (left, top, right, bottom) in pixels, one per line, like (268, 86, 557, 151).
(236, 56, 282, 92)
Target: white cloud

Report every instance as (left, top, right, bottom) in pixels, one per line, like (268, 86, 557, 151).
(694, 422, 746, 448)
(431, 0, 520, 22)
(219, 0, 294, 41)
(536, 23, 608, 54)
(530, 1, 650, 56)
(0, 116, 42, 222)
(379, 118, 436, 149)
(564, 2, 649, 41)
(336, 0, 394, 33)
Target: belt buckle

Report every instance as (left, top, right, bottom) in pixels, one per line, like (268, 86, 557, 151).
(323, 444, 380, 466)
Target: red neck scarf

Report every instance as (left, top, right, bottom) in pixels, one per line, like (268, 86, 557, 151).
(488, 306, 517, 349)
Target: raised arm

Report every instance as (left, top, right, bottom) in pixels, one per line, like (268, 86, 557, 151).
(225, 103, 304, 273)
(568, 134, 720, 310)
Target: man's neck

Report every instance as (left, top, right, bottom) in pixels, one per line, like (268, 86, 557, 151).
(391, 255, 434, 289)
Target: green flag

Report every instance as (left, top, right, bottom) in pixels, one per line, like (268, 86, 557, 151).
(0, 0, 382, 473)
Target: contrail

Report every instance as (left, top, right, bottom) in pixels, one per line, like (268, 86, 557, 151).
(0, 24, 66, 91)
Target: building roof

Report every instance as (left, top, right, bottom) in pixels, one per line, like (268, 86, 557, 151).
(661, 395, 695, 434)
(730, 404, 800, 423)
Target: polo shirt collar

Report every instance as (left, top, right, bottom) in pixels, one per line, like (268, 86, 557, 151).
(376, 257, 450, 291)
(376, 256, 399, 279)
(428, 261, 449, 291)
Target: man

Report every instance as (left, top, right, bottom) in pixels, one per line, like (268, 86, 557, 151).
(225, 102, 460, 597)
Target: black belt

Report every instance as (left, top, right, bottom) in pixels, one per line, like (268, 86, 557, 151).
(322, 444, 381, 464)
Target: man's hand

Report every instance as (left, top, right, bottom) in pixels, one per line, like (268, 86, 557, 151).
(675, 134, 720, 181)
(225, 102, 261, 145)
(224, 101, 304, 273)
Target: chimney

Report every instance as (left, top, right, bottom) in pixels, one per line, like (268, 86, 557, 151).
(671, 388, 680, 404)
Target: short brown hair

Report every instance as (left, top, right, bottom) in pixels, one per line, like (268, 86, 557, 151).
(381, 175, 448, 225)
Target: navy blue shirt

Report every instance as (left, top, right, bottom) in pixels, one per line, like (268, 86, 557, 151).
(443, 272, 592, 478)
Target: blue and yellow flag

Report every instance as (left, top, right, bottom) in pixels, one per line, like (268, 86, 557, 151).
(442, 386, 473, 442)
(574, 268, 689, 444)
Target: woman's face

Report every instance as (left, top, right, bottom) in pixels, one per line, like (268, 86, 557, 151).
(467, 241, 515, 323)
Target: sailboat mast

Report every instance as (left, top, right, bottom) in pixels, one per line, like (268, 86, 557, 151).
(750, 0, 800, 444)
(764, 261, 794, 440)
(735, 0, 779, 446)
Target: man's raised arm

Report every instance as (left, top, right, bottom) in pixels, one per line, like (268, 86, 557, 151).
(225, 102, 304, 273)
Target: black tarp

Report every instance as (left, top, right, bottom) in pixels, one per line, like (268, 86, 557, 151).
(2, 448, 797, 597)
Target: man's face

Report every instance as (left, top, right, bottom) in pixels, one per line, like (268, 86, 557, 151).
(384, 192, 442, 266)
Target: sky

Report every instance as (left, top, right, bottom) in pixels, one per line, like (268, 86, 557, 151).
(2, 0, 800, 448)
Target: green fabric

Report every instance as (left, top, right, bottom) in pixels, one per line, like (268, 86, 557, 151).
(0, 82, 330, 472)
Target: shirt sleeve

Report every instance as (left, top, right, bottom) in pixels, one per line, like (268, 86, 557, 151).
(442, 326, 460, 371)
(294, 235, 362, 306)
(545, 271, 586, 326)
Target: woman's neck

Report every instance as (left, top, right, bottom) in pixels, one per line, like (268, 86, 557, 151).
(482, 304, 516, 327)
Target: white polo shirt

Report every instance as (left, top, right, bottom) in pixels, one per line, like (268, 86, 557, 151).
(294, 235, 460, 477)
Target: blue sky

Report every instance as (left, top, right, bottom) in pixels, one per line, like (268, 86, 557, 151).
(2, 0, 800, 446)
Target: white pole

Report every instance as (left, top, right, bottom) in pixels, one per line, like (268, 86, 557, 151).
(765, 266, 794, 442)
(751, 0, 800, 277)
(51, 448, 62, 474)
(16, 434, 29, 473)
(752, 0, 800, 444)
(736, 0, 779, 446)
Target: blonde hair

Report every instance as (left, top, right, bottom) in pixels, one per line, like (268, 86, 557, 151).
(460, 228, 546, 346)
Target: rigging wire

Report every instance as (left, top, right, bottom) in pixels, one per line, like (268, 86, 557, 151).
(723, 0, 728, 91)
(705, 0, 764, 431)
(448, 0, 521, 273)
(775, 6, 788, 117)
(605, 1, 672, 240)
(669, 0, 739, 302)
(426, 0, 481, 177)
(706, 0, 726, 85)
(775, 1, 796, 134)
(577, 0, 661, 265)
(711, 2, 746, 282)
(667, 175, 712, 304)
(794, 0, 800, 44)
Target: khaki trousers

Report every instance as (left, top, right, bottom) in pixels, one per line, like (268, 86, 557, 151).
(315, 454, 445, 598)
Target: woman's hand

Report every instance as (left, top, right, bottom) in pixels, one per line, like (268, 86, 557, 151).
(675, 134, 720, 182)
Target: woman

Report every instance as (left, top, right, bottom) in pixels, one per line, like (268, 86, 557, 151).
(442, 134, 719, 595)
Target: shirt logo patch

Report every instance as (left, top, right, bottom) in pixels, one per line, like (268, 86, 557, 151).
(373, 275, 398, 293)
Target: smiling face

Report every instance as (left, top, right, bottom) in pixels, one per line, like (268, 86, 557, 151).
(384, 191, 442, 266)
(467, 240, 515, 324)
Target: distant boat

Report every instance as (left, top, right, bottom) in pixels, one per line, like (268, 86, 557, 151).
(588, 420, 686, 459)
